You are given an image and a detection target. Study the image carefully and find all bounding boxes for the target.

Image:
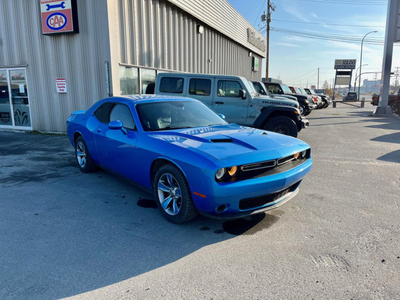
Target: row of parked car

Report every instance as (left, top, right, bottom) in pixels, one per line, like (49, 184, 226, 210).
(145, 73, 332, 138)
(251, 81, 332, 116)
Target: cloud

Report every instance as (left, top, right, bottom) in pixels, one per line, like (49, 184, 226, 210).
(274, 42, 300, 47)
(281, 35, 308, 43)
(284, 6, 309, 22)
(311, 13, 318, 19)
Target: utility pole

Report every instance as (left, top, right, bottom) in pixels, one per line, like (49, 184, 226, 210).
(262, 0, 275, 82)
(374, 0, 397, 116)
(317, 68, 320, 89)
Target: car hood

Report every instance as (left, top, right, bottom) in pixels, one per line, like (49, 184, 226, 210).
(148, 124, 307, 161)
(252, 95, 299, 108)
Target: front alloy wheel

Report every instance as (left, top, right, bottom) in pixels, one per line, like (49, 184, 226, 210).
(153, 164, 197, 223)
(157, 173, 183, 216)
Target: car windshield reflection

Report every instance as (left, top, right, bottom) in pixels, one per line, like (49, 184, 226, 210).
(136, 100, 227, 131)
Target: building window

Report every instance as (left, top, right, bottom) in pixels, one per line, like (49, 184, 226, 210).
(189, 79, 211, 96)
(0, 68, 31, 128)
(120, 66, 139, 95)
(141, 69, 156, 94)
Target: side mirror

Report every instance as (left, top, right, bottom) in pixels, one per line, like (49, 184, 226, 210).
(239, 89, 247, 100)
(217, 113, 226, 119)
(108, 120, 123, 130)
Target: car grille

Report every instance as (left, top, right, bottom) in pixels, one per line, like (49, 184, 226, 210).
(239, 182, 300, 210)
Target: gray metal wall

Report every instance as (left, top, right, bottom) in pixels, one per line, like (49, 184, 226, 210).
(167, 0, 266, 57)
(108, 0, 263, 96)
(0, 0, 111, 132)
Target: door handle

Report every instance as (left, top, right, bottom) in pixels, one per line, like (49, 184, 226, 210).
(215, 102, 224, 104)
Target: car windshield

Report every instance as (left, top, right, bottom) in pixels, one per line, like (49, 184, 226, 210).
(258, 82, 272, 96)
(244, 80, 257, 96)
(295, 87, 302, 94)
(136, 100, 227, 131)
(309, 89, 316, 95)
(280, 84, 292, 94)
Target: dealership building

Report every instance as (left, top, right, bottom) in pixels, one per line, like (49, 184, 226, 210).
(0, 0, 266, 132)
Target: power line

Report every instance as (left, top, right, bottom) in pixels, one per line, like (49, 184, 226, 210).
(298, 0, 386, 5)
(286, 68, 317, 82)
(272, 19, 385, 28)
(270, 27, 391, 45)
(253, 0, 267, 26)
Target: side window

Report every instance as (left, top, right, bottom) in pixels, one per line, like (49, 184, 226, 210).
(94, 102, 115, 124)
(159, 77, 184, 93)
(217, 80, 242, 97)
(189, 79, 211, 96)
(109, 104, 136, 130)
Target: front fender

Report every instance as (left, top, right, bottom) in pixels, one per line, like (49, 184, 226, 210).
(253, 106, 300, 128)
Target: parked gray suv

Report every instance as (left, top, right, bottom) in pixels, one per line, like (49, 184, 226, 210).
(154, 73, 309, 137)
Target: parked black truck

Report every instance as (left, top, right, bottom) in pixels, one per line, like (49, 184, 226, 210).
(260, 82, 316, 116)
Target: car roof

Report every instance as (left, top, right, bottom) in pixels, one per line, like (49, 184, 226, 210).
(157, 72, 247, 81)
(108, 94, 197, 105)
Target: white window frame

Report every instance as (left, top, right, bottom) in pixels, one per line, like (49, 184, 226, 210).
(0, 67, 32, 130)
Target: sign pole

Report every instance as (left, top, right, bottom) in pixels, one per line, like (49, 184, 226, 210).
(374, 0, 398, 115)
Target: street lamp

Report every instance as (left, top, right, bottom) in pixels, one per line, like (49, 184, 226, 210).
(358, 31, 377, 100)
(354, 64, 368, 91)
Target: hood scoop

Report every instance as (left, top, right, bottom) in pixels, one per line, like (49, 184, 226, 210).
(210, 138, 233, 143)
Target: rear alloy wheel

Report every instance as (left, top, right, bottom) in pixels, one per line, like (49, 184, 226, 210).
(264, 116, 298, 137)
(154, 164, 197, 223)
(75, 136, 97, 173)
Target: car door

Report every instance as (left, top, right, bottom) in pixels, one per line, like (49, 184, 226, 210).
(213, 79, 248, 124)
(93, 103, 138, 181)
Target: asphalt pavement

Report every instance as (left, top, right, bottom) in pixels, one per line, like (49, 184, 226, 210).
(0, 101, 399, 299)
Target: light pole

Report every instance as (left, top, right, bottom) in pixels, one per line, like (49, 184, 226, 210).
(358, 31, 377, 100)
(354, 64, 368, 91)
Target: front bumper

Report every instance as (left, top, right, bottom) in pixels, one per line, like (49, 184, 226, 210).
(307, 103, 317, 110)
(191, 159, 312, 219)
(301, 117, 309, 128)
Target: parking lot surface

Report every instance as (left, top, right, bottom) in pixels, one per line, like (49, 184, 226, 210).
(1, 103, 399, 299)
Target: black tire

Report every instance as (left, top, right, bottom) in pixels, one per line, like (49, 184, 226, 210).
(304, 110, 311, 116)
(264, 116, 298, 137)
(322, 100, 328, 108)
(75, 136, 97, 173)
(153, 164, 198, 224)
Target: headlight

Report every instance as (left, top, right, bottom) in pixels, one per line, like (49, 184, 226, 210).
(301, 150, 307, 158)
(215, 168, 226, 180)
(228, 166, 237, 177)
(294, 152, 300, 159)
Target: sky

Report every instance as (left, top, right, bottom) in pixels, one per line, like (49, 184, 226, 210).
(227, 0, 399, 89)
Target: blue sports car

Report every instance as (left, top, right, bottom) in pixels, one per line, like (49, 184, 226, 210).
(67, 95, 312, 223)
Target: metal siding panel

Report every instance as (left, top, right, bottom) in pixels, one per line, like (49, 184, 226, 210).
(167, 0, 266, 57)
(0, 0, 111, 132)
